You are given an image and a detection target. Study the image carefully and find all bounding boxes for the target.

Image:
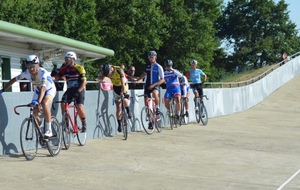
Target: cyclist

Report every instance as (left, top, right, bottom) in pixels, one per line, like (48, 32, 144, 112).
(179, 74, 190, 117)
(52, 51, 87, 132)
(135, 50, 164, 129)
(185, 59, 207, 113)
(163, 60, 183, 119)
(100, 63, 132, 133)
(0, 55, 56, 137)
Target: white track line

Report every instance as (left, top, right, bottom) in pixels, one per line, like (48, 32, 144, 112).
(277, 169, 300, 190)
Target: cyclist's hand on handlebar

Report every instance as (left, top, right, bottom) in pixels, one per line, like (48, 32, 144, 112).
(31, 100, 39, 106)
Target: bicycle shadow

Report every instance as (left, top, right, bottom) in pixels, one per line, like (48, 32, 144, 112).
(94, 88, 115, 138)
(0, 95, 18, 156)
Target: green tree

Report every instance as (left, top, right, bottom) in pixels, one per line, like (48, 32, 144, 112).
(216, 0, 300, 71)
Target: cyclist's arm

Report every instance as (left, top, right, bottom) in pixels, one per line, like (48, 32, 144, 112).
(135, 72, 146, 82)
(1, 77, 17, 92)
(37, 86, 46, 103)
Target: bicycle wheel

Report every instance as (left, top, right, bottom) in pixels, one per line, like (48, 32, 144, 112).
(20, 118, 38, 161)
(200, 103, 208, 126)
(76, 115, 87, 146)
(180, 100, 189, 125)
(121, 111, 128, 140)
(46, 116, 62, 156)
(195, 99, 201, 123)
(62, 113, 71, 150)
(140, 106, 155, 135)
(169, 99, 175, 129)
(155, 113, 164, 133)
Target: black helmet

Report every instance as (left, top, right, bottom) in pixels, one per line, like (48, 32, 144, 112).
(148, 50, 157, 56)
(102, 64, 111, 76)
(164, 59, 173, 67)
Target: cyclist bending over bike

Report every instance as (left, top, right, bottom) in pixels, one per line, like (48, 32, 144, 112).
(100, 64, 132, 133)
(52, 52, 87, 132)
(134, 50, 165, 129)
(185, 59, 207, 113)
(163, 60, 183, 119)
(179, 75, 190, 117)
(0, 55, 56, 137)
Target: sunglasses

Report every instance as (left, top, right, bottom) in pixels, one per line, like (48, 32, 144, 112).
(26, 64, 37, 69)
(65, 57, 72, 61)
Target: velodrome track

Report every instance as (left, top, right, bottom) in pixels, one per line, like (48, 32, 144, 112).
(1, 75, 300, 190)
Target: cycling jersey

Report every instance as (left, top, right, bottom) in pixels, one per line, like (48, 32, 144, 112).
(186, 69, 205, 84)
(164, 69, 182, 99)
(58, 64, 86, 88)
(16, 67, 56, 99)
(164, 69, 182, 88)
(108, 66, 124, 87)
(144, 62, 164, 87)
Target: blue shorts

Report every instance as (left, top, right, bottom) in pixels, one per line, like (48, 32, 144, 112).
(164, 85, 181, 99)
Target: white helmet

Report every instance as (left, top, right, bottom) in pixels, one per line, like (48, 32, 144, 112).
(65, 51, 77, 60)
(190, 59, 198, 65)
(25, 55, 39, 65)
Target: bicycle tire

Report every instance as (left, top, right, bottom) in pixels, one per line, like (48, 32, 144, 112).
(195, 99, 201, 123)
(76, 114, 87, 146)
(20, 118, 38, 161)
(121, 111, 128, 140)
(169, 98, 175, 129)
(46, 116, 62, 156)
(62, 113, 71, 150)
(140, 106, 155, 135)
(200, 103, 208, 126)
(155, 113, 164, 133)
(180, 100, 189, 125)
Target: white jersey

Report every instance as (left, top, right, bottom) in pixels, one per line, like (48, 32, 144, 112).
(16, 67, 56, 100)
(180, 76, 190, 87)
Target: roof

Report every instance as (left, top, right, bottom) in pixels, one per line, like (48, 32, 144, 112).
(0, 20, 114, 62)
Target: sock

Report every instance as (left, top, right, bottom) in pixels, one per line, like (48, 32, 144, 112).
(81, 117, 86, 124)
(45, 122, 51, 132)
(155, 105, 159, 110)
(125, 107, 130, 114)
(117, 120, 121, 127)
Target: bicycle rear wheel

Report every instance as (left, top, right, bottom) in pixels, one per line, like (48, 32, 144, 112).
(62, 113, 71, 150)
(200, 103, 208, 126)
(20, 118, 38, 161)
(76, 115, 87, 146)
(121, 112, 128, 140)
(46, 116, 62, 156)
(180, 100, 189, 125)
(140, 106, 155, 135)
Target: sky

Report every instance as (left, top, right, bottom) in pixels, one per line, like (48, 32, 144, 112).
(224, 0, 300, 31)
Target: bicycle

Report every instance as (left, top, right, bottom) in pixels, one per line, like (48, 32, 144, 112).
(113, 95, 130, 140)
(167, 94, 180, 129)
(137, 94, 164, 135)
(179, 97, 190, 126)
(14, 104, 62, 161)
(54, 100, 87, 149)
(195, 95, 209, 125)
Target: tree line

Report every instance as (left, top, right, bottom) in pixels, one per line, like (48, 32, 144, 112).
(0, 0, 299, 83)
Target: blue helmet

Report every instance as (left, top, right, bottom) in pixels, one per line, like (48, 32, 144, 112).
(102, 64, 111, 76)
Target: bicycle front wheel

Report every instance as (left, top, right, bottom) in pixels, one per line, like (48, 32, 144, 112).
(140, 106, 155, 135)
(200, 104, 208, 126)
(76, 115, 87, 146)
(155, 113, 164, 133)
(195, 100, 201, 123)
(46, 116, 62, 156)
(20, 118, 38, 161)
(121, 111, 128, 140)
(62, 113, 71, 150)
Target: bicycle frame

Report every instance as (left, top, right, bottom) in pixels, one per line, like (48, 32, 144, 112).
(64, 102, 79, 134)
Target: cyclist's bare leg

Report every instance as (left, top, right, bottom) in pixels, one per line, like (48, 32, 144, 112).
(77, 104, 86, 121)
(183, 97, 189, 110)
(152, 89, 160, 108)
(115, 101, 122, 120)
(164, 98, 170, 110)
(175, 96, 181, 115)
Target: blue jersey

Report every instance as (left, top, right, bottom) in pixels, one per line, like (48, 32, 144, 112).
(144, 62, 164, 87)
(186, 69, 205, 84)
(164, 69, 182, 89)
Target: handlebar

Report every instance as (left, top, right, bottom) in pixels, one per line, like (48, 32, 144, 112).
(14, 104, 41, 115)
(201, 95, 209, 100)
